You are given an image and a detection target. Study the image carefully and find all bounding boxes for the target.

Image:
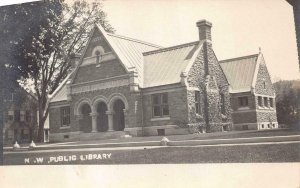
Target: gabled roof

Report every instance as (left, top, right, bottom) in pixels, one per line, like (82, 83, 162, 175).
(71, 24, 162, 87)
(143, 41, 202, 88)
(220, 54, 259, 93)
(106, 32, 162, 85)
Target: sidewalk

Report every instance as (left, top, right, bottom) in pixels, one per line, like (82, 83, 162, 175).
(4, 128, 299, 152)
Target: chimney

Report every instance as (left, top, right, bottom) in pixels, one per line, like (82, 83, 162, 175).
(196, 19, 212, 41)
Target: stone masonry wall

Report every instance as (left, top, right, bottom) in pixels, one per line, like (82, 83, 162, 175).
(187, 42, 232, 132)
(70, 85, 142, 131)
(255, 59, 275, 96)
(49, 85, 143, 135)
(256, 111, 277, 122)
(142, 87, 188, 129)
(73, 60, 127, 84)
(254, 57, 278, 124)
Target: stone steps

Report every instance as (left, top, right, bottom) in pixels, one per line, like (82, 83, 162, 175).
(79, 131, 126, 141)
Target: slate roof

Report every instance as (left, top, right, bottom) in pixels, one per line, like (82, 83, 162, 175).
(219, 54, 259, 93)
(143, 41, 201, 88)
(98, 26, 162, 86)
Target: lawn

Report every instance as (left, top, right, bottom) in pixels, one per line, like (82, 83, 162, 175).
(4, 142, 300, 165)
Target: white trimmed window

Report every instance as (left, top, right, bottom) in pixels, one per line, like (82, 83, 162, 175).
(152, 93, 169, 118)
(61, 106, 70, 126)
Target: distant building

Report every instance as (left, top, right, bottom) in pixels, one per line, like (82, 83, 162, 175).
(2, 85, 38, 144)
(287, 0, 300, 68)
(48, 19, 278, 142)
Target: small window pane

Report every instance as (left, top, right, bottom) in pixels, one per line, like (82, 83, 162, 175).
(162, 93, 168, 104)
(153, 106, 161, 117)
(152, 94, 160, 105)
(162, 105, 169, 116)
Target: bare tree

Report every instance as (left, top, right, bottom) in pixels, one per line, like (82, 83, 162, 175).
(17, 0, 114, 142)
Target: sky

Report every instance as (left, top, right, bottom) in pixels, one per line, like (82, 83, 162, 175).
(1, 0, 299, 81)
(99, 0, 300, 81)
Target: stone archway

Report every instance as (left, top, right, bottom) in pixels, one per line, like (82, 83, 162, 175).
(80, 103, 92, 133)
(96, 102, 108, 132)
(113, 99, 125, 131)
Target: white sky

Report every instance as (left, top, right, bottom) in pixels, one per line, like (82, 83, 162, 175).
(101, 0, 300, 81)
(1, 0, 299, 81)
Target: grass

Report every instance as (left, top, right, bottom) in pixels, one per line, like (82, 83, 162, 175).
(4, 142, 300, 165)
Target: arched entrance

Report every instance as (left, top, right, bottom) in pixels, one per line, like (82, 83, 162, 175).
(96, 102, 108, 132)
(80, 104, 92, 133)
(113, 99, 125, 131)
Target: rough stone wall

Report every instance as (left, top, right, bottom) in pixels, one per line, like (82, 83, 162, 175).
(142, 87, 188, 129)
(256, 111, 277, 122)
(187, 42, 232, 132)
(186, 89, 206, 126)
(254, 58, 278, 124)
(254, 59, 275, 96)
(73, 60, 127, 84)
(187, 47, 205, 88)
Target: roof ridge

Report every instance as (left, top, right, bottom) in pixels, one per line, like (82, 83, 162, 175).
(107, 33, 162, 48)
(219, 54, 258, 63)
(143, 41, 199, 56)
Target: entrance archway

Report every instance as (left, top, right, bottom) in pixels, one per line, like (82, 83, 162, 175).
(80, 104, 92, 133)
(96, 102, 108, 132)
(113, 99, 125, 131)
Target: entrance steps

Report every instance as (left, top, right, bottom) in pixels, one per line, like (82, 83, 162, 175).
(79, 131, 126, 141)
